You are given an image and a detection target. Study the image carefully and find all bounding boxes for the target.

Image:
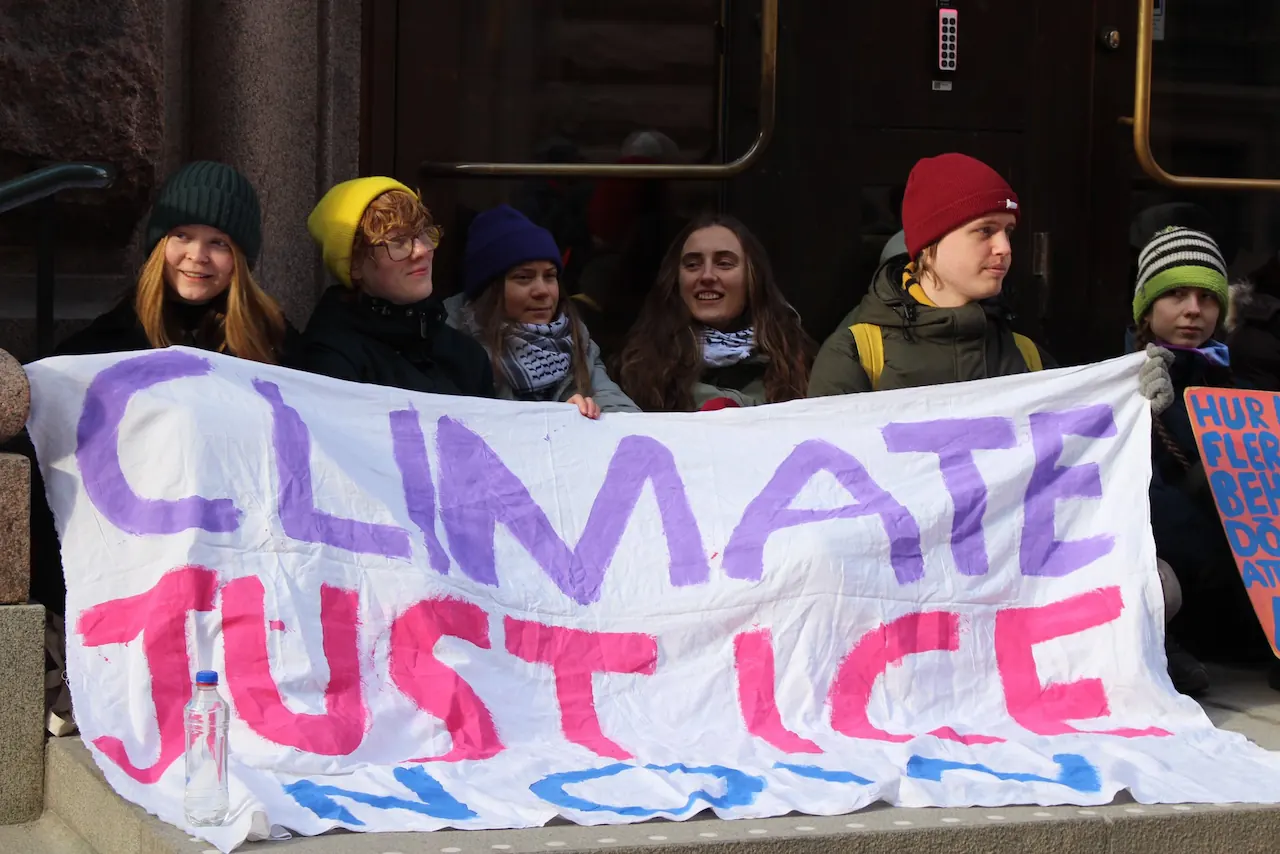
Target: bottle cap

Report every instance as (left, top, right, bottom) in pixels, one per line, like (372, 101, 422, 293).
(195, 670, 219, 685)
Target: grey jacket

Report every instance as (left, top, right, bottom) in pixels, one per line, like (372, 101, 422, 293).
(443, 293, 639, 412)
(691, 363, 769, 409)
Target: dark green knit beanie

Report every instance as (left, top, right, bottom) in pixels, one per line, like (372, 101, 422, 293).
(145, 161, 263, 267)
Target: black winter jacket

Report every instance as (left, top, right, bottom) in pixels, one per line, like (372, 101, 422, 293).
(302, 287, 495, 398)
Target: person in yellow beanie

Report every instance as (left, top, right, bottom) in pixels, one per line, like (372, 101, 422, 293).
(301, 178, 495, 397)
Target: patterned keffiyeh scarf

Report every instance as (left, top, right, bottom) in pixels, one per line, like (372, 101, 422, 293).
(701, 326, 758, 368)
(500, 313, 576, 395)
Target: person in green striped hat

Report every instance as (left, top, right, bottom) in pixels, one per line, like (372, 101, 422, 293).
(1133, 225, 1231, 350)
(1134, 226, 1272, 694)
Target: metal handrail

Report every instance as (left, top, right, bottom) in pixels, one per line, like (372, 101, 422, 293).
(0, 163, 115, 215)
(0, 163, 117, 356)
(419, 0, 778, 180)
(1132, 0, 1280, 191)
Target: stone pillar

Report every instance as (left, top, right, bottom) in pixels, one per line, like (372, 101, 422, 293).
(0, 349, 42, 825)
(188, 0, 363, 327)
(0, 350, 30, 606)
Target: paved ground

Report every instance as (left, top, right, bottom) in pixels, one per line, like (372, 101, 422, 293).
(1197, 663, 1280, 748)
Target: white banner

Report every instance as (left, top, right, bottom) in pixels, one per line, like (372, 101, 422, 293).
(24, 348, 1280, 852)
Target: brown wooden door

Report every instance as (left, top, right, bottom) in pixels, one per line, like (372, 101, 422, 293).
(366, 0, 722, 299)
(722, 0, 1121, 365)
(366, 0, 1136, 366)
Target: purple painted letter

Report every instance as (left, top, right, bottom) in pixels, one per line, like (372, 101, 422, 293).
(723, 440, 924, 584)
(1020, 405, 1116, 577)
(76, 350, 240, 535)
(436, 417, 707, 604)
(254, 380, 411, 559)
(882, 417, 1017, 576)
(390, 409, 450, 573)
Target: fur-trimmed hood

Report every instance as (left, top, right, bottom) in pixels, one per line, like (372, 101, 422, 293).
(1227, 280, 1280, 333)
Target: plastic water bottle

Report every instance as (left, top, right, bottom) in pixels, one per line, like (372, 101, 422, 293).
(183, 670, 229, 826)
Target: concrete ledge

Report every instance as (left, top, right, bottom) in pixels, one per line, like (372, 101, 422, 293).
(0, 811, 97, 854)
(44, 737, 205, 854)
(225, 803, 1280, 853)
(0, 604, 45, 824)
(42, 732, 1280, 854)
(40, 670, 1280, 852)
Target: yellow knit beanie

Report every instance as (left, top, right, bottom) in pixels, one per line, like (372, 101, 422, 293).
(307, 176, 416, 286)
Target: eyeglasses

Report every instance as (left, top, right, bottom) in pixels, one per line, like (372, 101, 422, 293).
(376, 226, 443, 262)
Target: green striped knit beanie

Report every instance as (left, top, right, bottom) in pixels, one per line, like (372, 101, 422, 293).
(145, 161, 263, 267)
(1132, 226, 1228, 323)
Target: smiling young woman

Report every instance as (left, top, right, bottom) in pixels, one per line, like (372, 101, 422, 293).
(614, 213, 815, 412)
(24, 161, 301, 623)
(55, 161, 298, 365)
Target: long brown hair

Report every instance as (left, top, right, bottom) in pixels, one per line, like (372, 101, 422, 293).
(614, 213, 815, 411)
(135, 236, 287, 364)
(468, 280, 593, 397)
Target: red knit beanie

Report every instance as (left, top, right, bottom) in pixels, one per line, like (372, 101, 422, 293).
(901, 154, 1020, 259)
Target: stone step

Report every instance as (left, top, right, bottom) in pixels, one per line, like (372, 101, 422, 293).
(44, 737, 204, 854)
(0, 811, 98, 854)
(0, 603, 44, 825)
(39, 672, 1280, 854)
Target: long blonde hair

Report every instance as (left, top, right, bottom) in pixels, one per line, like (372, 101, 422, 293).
(135, 236, 287, 364)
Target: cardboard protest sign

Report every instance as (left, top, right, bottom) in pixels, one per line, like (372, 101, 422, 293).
(25, 349, 1280, 853)
(1184, 387, 1280, 656)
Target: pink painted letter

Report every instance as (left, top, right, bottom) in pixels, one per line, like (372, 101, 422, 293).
(76, 566, 218, 783)
(504, 617, 657, 759)
(734, 629, 821, 754)
(222, 576, 369, 755)
(995, 586, 1169, 737)
(390, 598, 504, 761)
(828, 611, 960, 742)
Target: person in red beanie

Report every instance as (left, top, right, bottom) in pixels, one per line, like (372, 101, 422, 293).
(807, 153, 1052, 395)
(805, 152, 1195, 693)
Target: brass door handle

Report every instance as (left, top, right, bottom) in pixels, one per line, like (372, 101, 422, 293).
(1132, 0, 1280, 190)
(419, 0, 778, 180)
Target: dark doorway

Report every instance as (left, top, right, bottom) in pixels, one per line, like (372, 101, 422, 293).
(364, 0, 1175, 367)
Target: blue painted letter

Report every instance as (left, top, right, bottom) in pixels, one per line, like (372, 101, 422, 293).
(284, 766, 477, 825)
(905, 753, 1101, 793)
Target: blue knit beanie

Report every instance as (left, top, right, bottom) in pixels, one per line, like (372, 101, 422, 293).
(463, 205, 562, 300)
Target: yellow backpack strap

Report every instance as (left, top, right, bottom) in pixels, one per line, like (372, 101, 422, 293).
(1013, 334, 1043, 372)
(849, 323, 884, 391)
